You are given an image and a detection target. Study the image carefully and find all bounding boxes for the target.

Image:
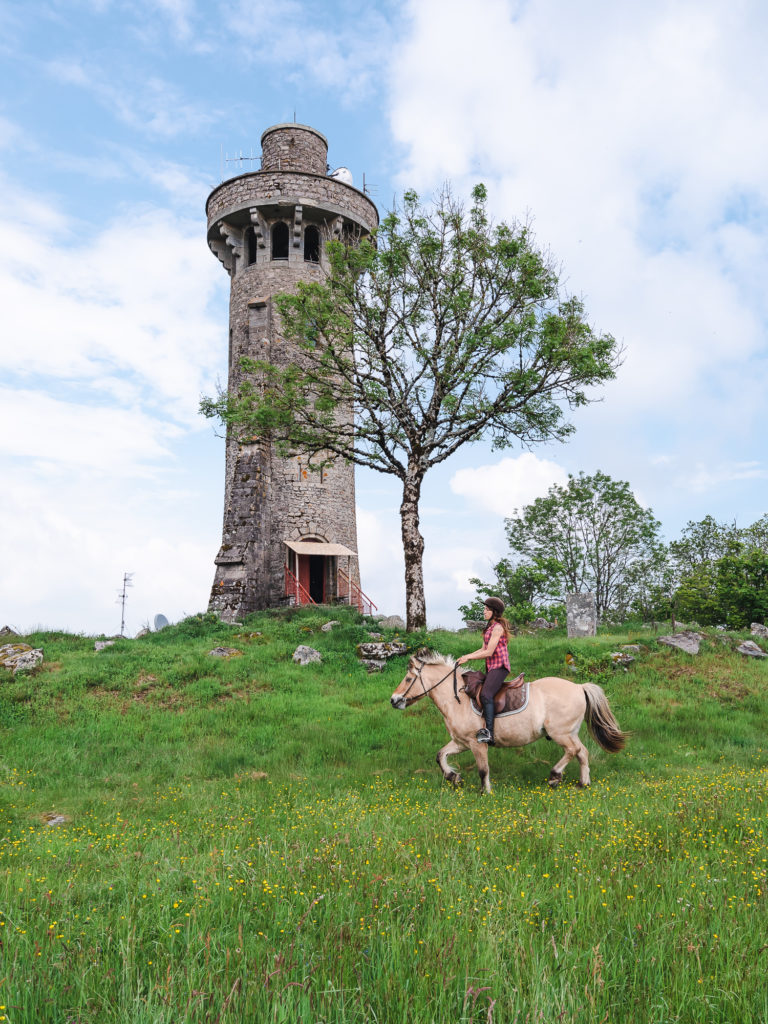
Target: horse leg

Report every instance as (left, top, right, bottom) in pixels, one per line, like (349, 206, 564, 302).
(436, 739, 468, 788)
(547, 732, 591, 788)
(469, 741, 492, 794)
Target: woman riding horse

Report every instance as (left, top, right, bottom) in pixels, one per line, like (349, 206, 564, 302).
(456, 596, 512, 746)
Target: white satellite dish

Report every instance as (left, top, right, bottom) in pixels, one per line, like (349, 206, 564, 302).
(154, 613, 170, 631)
(328, 166, 353, 186)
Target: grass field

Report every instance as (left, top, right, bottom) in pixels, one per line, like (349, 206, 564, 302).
(1, 608, 767, 1022)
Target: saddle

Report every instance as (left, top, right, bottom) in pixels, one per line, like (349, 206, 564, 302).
(461, 670, 526, 714)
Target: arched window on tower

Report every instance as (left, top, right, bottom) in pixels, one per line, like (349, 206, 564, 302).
(246, 226, 257, 266)
(271, 222, 289, 261)
(304, 225, 320, 263)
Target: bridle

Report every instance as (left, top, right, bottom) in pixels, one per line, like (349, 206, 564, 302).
(397, 658, 462, 706)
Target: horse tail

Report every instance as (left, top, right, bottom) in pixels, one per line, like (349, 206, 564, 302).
(582, 682, 628, 753)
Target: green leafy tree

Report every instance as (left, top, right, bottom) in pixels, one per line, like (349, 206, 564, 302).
(670, 515, 768, 627)
(458, 558, 557, 626)
(503, 471, 663, 619)
(201, 185, 620, 630)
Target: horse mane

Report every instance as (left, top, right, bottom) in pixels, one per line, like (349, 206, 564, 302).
(414, 649, 456, 668)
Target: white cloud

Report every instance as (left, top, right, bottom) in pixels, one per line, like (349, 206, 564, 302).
(387, 0, 768, 453)
(449, 453, 568, 518)
(0, 178, 225, 424)
(44, 58, 218, 137)
(0, 464, 217, 636)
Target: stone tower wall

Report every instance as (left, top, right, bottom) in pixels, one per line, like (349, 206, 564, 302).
(206, 124, 377, 621)
(260, 123, 328, 175)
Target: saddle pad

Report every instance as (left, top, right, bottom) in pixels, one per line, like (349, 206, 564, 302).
(470, 682, 530, 718)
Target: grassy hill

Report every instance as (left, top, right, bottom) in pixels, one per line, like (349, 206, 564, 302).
(1, 609, 767, 1022)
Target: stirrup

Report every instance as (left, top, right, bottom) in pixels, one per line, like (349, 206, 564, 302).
(476, 727, 493, 744)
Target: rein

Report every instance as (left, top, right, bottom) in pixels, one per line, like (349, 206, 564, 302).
(399, 659, 462, 705)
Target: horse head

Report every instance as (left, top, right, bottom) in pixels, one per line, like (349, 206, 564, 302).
(390, 651, 456, 709)
(390, 656, 424, 709)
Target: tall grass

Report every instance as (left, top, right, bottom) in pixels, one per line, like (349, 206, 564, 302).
(0, 609, 766, 1022)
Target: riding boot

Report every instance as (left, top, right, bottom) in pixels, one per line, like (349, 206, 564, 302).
(477, 697, 496, 745)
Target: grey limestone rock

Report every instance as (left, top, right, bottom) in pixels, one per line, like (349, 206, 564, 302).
(357, 641, 407, 660)
(750, 623, 768, 639)
(361, 659, 387, 673)
(531, 617, 555, 630)
(737, 640, 767, 659)
(658, 631, 704, 655)
(463, 620, 485, 631)
(94, 640, 116, 651)
(0, 625, 18, 637)
(566, 594, 597, 638)
(376, 615, 406, 630)
(208, 647, 242, 658)
(0, 643, 43, 675)
(293, 645, 322, 665)
(1, 642, 43, 674)
(321, 620, 340, 632)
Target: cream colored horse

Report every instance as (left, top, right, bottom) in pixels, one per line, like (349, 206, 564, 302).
(390, 652, 626, 793)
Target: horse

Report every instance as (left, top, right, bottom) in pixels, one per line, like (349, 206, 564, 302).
(390, 651, 627, 793)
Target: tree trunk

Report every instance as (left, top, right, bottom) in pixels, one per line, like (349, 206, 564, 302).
(400, 470, 426, 631)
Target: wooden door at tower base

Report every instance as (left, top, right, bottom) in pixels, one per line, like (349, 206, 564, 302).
(297, 554, 326, 604)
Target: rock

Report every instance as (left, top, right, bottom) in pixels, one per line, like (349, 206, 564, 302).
(658, 631, 704, 655)
(463, 620, 485, 631)
(737, 640, 768, 659)
(135, 628, 151, 638)
(367, 632, 384, 640)
(0, 625, 18, 637)
(611, 651, 635, 667)
(293, 645, 322, 665)
(9, 649, 43, 674)
(621, 645, 641, 653)
(356, 641, 407, 660)
(94, 640, 116, 651)
(361, 659, 387, 673)
(208, 647, 242, 658)
(751, 623, 768, 639)
(321, 620, 340, 632)
(44, 814, 68, 827)
(531, 617, 555, 630)
(376, 615, 406, 631)
(0, 642, 43, 674)
(566, 593, 597, 638)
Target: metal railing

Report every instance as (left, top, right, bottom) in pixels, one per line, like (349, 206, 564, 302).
(284, 565, 316, 607)
(337, 568, 377, 617)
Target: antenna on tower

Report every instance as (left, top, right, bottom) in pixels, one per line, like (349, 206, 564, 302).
(362, 173, 379, 197)
(116, 572, 134, 637)
(222, 148, 261, 180)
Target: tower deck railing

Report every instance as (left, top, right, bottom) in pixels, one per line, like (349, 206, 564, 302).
(337, 568, 377, 617)
(284, 566, 316, 607)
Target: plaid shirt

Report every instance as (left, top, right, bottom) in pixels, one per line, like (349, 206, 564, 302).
(484, 623, 510, 671)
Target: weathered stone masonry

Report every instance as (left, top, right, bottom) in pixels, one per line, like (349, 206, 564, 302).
(206, 124, 379, 621)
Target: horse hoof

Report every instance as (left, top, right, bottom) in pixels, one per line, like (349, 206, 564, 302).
(576, 781, 590, 789)
(548, 770, 562, 788)
(447, 772, 463, 788)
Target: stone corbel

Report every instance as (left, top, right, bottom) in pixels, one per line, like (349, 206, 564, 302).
(249, 207, 268, 249)
(209, 237, 233, 274)
(293, 204, 303, 248)
(220, 222, 243, 273)
(328, 215, 343, 242)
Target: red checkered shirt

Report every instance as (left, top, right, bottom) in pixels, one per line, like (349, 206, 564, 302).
(484, 623, 510, 672)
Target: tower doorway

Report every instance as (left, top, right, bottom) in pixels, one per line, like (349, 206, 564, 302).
(298, 553, 326, 604)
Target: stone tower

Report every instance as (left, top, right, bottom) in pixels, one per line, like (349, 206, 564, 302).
(205, 123, 379, 621)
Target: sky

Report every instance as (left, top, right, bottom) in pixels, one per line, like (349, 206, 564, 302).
(1, 0, 766, 635)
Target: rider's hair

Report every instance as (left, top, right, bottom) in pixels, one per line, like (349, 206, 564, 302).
(487, 607, 511, 639)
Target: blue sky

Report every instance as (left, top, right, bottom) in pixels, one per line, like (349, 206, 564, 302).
(1, 0, 767, 635)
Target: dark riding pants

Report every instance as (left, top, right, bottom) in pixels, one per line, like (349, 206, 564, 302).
(481, 668, 508, 702)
